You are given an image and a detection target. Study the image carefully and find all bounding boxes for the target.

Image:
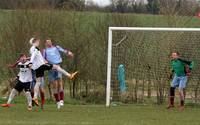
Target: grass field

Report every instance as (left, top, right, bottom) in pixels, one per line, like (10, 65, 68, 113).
(1, 102, 200, 125)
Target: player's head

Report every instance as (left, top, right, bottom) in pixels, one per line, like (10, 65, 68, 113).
(45, 38, 53, 47)
(29, 37, 40, 47)
(19, 54, 27, 63)
(171, 51, 179, 59)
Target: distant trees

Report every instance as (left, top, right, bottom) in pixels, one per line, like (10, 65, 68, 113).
(0, 0, 85, 10)
(52, 0, 85, 10)
(110, 0, 147, 13)
(146, 0, 159, 14)
(0, 0, 199, 16)
(110, 0, 200, 15)
(0, 0, 51, 9)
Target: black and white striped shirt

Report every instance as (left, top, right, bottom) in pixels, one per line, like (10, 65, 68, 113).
(18, 61, 32, 83)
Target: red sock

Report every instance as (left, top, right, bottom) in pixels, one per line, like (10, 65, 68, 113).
(40, 92, 45, 106)
(54, 93, 60, 102)
(59, 91, 64, 101)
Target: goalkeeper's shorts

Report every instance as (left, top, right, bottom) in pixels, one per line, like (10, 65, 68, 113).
(171, 75, 187, 89)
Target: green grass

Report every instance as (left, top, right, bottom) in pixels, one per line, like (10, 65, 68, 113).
(1, 102, 200, 125)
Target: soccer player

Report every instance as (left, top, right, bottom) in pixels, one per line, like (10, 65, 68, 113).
(1, 54, 33, 111)
(167, 52, 193, 110)
(43, 38, 73, 109)
(31, 71, 45, 110)
(29, 37, 78, 106)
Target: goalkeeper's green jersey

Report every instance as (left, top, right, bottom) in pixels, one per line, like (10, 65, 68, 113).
(171, 59, 193, 76)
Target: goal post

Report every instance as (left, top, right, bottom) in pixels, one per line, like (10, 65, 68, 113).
(106, 27, 200, 107)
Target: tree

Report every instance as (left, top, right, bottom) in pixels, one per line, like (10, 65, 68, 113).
(54, 0, 85, 11)
(111, 0, 129, 13)
(146, 0, 159, 14)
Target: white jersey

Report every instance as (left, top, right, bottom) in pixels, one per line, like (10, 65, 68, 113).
(30, 46, 45, 70)
(18, 61, 32, 83)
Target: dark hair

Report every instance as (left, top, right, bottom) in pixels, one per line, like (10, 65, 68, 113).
(172, 51, 180, 55)
(45, 38, 55, 45)
(46, 37, 52, 41)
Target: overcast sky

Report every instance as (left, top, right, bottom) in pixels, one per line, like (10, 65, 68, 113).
(87, 0, 148, 6)
(88, 0, 111, 6)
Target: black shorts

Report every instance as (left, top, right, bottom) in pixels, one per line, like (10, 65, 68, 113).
(14, 81, 31, 92)
(35, 64, 53, 78)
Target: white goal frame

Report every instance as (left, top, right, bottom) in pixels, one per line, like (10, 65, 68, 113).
(106, 27, 200, 107)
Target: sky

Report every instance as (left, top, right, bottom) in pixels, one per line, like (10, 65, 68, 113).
(87, 0, 148, 7)
(88, 0, 111, 6)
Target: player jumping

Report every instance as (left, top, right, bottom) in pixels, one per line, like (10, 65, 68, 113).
(43, 38, 73, 109)
(1, 54, 33, 111)
(29, 37, 78, 106)
(167, 52, 194, 110)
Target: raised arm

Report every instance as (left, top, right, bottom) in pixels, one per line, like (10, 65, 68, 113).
(8, 60, 20, 68)
(56, 45, 68, 54)
(178, 58, 192, 65)
(56, 45, 74, 58)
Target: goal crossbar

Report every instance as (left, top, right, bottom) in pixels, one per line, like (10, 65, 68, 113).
(106, 27, 200, 107)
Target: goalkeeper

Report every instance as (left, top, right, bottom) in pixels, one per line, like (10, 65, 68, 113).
(167, 52, 194, 110)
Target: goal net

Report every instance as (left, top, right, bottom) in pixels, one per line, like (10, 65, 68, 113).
(106, 27, 200, 107)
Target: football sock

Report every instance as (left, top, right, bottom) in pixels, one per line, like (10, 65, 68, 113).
(55, 65, 70, 77)
(25, 92, 32, 107)
(34, 81, 41, 99)
(7, 89, 18, 104)
(59, 90, 64, 101)
(40, 91, 45, 106)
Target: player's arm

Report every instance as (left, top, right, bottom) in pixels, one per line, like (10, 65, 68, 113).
(8, 61, 20, 68)
(179, 58, 194, 70)
(56, 45, 74, 58)
(179, 58, 191, 65)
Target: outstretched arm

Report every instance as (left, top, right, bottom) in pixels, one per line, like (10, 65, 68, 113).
(179, 58, 194, 70)
(8, 60, 20, 68)
(178, 58, 192, 65)
(56, 45, 74, 58)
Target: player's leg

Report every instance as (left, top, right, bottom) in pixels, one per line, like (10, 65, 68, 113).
(39, 77, 45, 110)
(178, 76, 187, 110)
(2, 81, 22, 107)
(24, 82, 32, 111)
(57, 75, 64, 106)
(52, 65, 78, 80)
(54, 71, 64, 106)
(33, 66, 46, 106)
(53, 80, 61, 109)
(48, 82, 54, 101)
(33, 77, 42, 106)
(31, 70, 36, 106)
(48, 70, 54, 101)
(49, 70, 61, 109)
(167, 75, 178, 109)
(7, 89, 19, 105)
